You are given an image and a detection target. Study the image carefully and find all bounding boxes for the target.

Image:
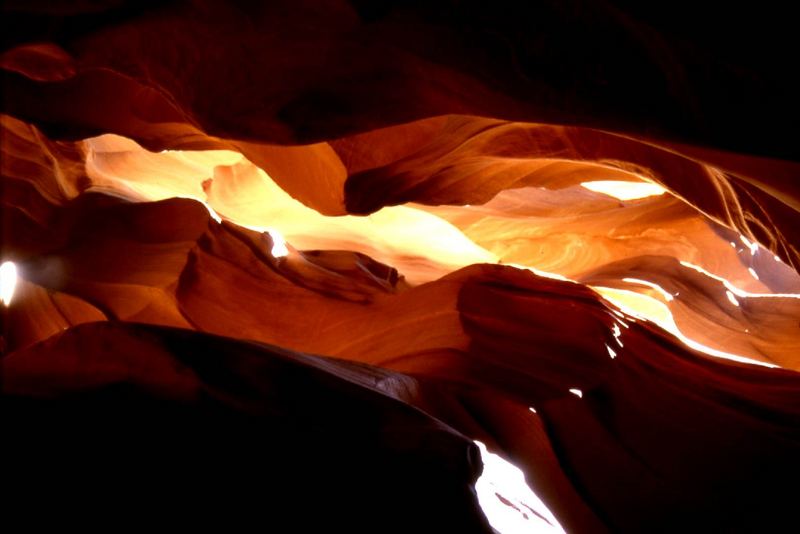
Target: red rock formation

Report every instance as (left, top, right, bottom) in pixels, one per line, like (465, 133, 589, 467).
(2, 2, 800, 532)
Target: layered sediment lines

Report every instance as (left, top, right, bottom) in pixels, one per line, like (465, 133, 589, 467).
(3, 2, 800, 532)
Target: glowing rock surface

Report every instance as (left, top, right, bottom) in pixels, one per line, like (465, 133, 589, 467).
(2, 2, 799, 532)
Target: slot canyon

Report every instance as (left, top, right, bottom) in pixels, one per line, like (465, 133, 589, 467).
(2, 2, 799, 532)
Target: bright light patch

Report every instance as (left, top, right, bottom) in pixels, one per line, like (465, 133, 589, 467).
(611, 323, 624, 347)
(678, 261, 800, 300)
(267, 229, 289, 258)
(748, 267, 760, 281)
(580, 180, 667, 201)
(739, 235, 759, 255)
(84, 135, 499, 285)
(594, 285, 777, 368)
(508, 263, 573, 282)
(593, 286, 673, 326)
(202, 202, 223, 223)
(1, 261, 18, 306)
(606, 344, 617, 359)
(726, 290, 740, 307)
(474, 441, 565, 534)
(569, 388, 583, 398)
(622, 277, 674, 301)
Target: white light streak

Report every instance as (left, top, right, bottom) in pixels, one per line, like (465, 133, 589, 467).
(1, 261, 18, 306)
(206, 205, 223, 223)
(739, 235, 759, 256)
(622, 277, 674, 301)
(679, 261, 800, 300)
(474, 441, 565, 534)
(580, 180, 667, 200)
(267, 229, 289, 258)
(508, 263, 573, 282)
(611, 322, 624, 347)
(595, 285, 778, 368)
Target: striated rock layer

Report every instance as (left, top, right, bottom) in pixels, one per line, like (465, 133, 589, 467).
(2, 2, 800, 532)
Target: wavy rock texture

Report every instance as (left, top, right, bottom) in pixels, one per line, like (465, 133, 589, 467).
(2, 2, 800, 533)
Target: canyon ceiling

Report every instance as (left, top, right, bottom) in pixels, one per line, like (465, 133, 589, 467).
(2, 1, 799, 532)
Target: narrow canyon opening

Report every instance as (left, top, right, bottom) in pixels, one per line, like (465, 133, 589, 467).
(2, 2, 799, 532)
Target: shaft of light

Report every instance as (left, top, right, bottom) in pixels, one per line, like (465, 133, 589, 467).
(1, 261, 18, 306)
(268, 229, 289, 258)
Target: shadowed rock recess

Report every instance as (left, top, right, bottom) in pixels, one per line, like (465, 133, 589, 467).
(2, 1, 799, 532)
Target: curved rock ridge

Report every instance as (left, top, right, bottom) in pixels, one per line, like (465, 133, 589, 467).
(2, 1, 800, 269)
(4, 116, 797, 369)
(1, 321, 494, 533)
(2, 113, 800, 532)
(4, 262, 800, 532)
(3, 3, 800, 532)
